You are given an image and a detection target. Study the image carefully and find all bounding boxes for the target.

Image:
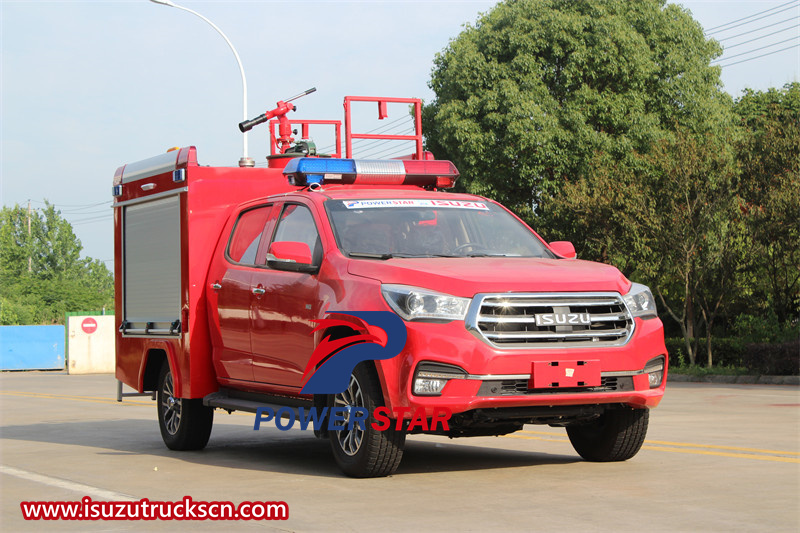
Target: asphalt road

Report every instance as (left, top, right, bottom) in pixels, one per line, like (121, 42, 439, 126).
(1, 372, 798, 532)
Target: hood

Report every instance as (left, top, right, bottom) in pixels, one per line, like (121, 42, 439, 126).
(347, 257, 631, 296)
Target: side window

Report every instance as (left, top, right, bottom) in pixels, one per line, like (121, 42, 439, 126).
(227, 205, 272, 265)
(271, 204, 321, 261)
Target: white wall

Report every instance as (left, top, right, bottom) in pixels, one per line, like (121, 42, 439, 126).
(67, 315, 115, 374)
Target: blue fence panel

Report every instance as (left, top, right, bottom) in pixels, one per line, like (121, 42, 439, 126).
(0, 325, 65, 370)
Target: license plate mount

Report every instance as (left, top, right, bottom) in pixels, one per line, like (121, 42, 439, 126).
(530, 360, 601, 389)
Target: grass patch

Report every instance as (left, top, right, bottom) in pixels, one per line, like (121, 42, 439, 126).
(671, 364, 751, 377)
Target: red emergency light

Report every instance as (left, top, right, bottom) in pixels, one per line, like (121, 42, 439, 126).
(282, 158, 459, 189)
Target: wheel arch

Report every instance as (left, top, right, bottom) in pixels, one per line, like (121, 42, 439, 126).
(315, 325, 394, 410)
(139, 342, 182, 397)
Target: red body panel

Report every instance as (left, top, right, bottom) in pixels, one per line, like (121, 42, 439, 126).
(114, 148, 303, 398)
(115, 147, 667, 421)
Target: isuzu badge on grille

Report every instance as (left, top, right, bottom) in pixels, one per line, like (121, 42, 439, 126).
(534, 313, 592, 326)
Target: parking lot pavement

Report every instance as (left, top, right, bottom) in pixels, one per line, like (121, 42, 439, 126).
(1, 372, 798, 532)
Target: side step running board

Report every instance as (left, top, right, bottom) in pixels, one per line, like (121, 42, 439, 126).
(203, 390, 313, 416)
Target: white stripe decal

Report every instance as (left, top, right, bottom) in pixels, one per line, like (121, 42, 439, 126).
(344, 199, 489, 210)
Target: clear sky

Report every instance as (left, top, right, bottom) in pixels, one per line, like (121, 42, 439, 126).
(1, 0, 798, 268)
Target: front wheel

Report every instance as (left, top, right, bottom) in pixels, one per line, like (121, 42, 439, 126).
(566, 406, 648, 462)
(157, 361, 214, 451)
(329, 363, 405, 477)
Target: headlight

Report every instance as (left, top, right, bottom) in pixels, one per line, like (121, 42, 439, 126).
(623, 282, 658, 319)
(381, 284, 470, 321)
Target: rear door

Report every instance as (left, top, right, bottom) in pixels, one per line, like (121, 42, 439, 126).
(207, 204, 276, 382)
(251, 201, 324, 388)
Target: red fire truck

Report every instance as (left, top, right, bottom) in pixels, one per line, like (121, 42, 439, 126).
(114, 95, 667, 477)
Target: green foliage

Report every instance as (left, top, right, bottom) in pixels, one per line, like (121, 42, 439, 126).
(732, 312, 799, 345)
(546, 128, 741, 364)
(665, 336, 800, 376)
(733, 82, 800, 325)
(665, 337, 746, 369)
(742, 340, 800, 376)
(0, 202, 114, 325)
(423, 0, 796, 369)
(670, 363, 749, 377)
(423, 0, 733, 221)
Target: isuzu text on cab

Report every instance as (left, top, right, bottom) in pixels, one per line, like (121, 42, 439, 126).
(114, 96, 667, 477)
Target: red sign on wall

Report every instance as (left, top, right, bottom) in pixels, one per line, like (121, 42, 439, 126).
(81, 317, 98, 335)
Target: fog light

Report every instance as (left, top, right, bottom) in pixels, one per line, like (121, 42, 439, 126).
(412, 363, 467, 396)
(414, 377, 448, 395)
(648, 370, 663, 388)
(644, 356, 665, 389)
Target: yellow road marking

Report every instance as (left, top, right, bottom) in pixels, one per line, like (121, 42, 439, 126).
(0, 390, 253, 417)
(0, 391, 151, 406)
(517, 429, 800, 456)
(505, 434, 573, 444)
(519, 430, 569, 438)
(513, 430, 800, 462)
(643, 439, 800, 456)
(4, 391, 798, 461)
(640, 445, 800, 463)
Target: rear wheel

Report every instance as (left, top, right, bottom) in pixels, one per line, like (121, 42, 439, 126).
(566, 406, 648, 462)
(157, 361, 213, 451)
(329, 363, 405, 477)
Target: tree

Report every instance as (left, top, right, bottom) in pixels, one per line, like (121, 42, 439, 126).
(0, 202, 114, 324)
(641, 132, 741, 366)
(421, 0, 749, 364)
(422, 0, 734, 226)
(546, 130, 740, 365)
(733, 83, 800, 328)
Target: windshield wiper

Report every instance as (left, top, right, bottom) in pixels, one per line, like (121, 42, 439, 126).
(347, 252, 461, 259)
(408, 254, 461, 258)
(465, 252, 517, 257)
(348, 252, 394, 260)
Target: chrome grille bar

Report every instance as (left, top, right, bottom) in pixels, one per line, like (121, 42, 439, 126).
(477, 312, 627, 324)
(481, 298, 621, 307)
(483, 328, 629, 340)
(466, 292, 635, 349)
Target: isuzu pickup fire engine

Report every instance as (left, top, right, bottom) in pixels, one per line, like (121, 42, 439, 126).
(114, 95, 667, 477)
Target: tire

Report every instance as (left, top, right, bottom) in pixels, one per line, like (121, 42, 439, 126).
(157, 361, 213, 451)
(329, 363, 405, 477)
(566, 406, 649, 462)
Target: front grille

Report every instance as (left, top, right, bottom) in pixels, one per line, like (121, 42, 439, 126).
(476, 376, 634, 396)
(466, 293, 634, 348)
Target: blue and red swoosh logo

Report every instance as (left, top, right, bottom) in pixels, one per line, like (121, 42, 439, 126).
(300, 311, 406, 395)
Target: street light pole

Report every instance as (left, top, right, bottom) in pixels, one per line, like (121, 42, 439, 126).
(149, 0, 254, 167)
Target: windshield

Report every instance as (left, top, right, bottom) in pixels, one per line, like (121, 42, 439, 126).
(326, 199, 553, 258)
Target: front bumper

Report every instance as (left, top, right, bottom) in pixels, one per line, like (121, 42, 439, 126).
(376, 316, 667, 416)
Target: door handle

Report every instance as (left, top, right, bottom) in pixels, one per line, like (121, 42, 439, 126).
(252, 288, 266, 295)
(211, 283, 222, 290)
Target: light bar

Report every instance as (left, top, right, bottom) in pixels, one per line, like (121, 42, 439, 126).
(283, 158, 459, 189)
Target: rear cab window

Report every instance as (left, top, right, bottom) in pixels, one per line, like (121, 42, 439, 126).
(227, 205, 273, 265)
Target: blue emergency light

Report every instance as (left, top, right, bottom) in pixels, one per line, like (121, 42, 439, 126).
(283, 157, 459, 189)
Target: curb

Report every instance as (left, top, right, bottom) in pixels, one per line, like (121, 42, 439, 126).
(669, 374, 799, 385)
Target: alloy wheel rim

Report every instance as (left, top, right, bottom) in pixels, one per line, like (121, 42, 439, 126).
(161, 372, 182, 435)
(333, 374, 365, 456)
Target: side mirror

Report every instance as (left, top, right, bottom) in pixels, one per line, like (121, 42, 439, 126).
(267, 241, 317, 273)
(549, 241, 577, 260)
